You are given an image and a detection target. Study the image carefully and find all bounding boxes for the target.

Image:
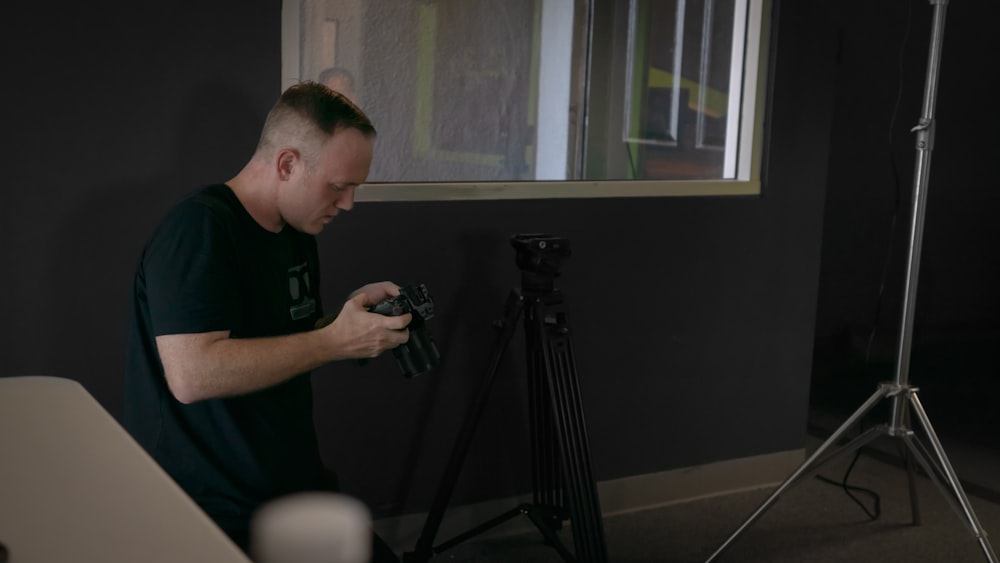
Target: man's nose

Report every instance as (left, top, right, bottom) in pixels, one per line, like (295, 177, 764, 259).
(337, 186, 356, 211)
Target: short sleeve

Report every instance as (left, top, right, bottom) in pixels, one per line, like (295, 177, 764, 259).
(143, 200, 241, 336)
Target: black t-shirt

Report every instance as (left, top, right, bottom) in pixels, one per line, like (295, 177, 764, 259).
(123, 184, 331, 542)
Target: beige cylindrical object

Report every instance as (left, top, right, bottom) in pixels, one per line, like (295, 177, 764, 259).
(251, 492, 372, 563)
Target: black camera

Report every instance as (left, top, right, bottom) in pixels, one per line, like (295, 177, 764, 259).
(370, 283, 441, 377)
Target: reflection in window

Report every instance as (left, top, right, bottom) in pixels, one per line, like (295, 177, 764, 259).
(623, 0, 739, 180)
(282, 0, 765, 184)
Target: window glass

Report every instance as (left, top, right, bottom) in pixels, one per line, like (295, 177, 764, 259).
(282, 0, 769, 198)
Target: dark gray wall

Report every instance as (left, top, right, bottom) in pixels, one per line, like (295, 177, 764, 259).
(817, 0, 1000, 343)
(813, 0, 1000, 413)
(0, 0, 894, 520)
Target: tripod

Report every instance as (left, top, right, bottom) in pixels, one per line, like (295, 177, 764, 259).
(706, 1, 996, 561)
(403, 235, 609, 563)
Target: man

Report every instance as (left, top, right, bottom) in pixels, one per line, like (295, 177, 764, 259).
(123, 81, 408, 560)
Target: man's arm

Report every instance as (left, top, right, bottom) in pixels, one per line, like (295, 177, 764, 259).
(158, 292, 411, 404)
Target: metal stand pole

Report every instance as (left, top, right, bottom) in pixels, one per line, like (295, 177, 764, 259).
(705, 2, 996, 560)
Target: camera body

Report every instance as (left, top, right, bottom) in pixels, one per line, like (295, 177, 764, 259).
(370, 283, 441, 377)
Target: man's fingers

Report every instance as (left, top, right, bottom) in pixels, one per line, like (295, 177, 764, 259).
(384, 313, 412, 330)
(350, 292, 373, 308)
(388, 328, 410, 347)
(348, 281, 400, 305)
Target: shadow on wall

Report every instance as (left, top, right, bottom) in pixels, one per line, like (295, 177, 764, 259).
(43, 81, 262, 420)
(386, 230, 530, 514)
(309, 226, 537, 518)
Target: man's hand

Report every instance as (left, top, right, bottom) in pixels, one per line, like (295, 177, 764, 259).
(323, 291, 411, 360)
(347, 281, 401, 306)
(315, 281, 402, 330)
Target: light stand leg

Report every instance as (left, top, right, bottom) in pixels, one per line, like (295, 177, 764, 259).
(704, 384, 892, 563)
(907, 393, 997, 560)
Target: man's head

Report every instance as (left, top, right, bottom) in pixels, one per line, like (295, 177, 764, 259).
(256, 81, 376, 235)
(257, 81, 374, 159)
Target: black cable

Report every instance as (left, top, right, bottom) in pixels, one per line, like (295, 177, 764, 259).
(864, 0, 913, 367)
(815, 450, 882, 521)
(816, 2, 916, 517)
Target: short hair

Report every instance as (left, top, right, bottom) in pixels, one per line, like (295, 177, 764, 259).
(256, 81, 375, 158)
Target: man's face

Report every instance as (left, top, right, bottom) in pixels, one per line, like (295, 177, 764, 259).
(279, 127, 372, 235)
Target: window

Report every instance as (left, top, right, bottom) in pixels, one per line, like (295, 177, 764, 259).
(281, 0, 771, 200)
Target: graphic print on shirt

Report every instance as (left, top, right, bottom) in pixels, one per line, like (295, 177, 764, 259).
(288, 262, 317, 320)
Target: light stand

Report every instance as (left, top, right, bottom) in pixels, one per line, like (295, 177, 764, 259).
(705, 1, 997, 561)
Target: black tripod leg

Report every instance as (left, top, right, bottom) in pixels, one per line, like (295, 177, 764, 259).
(403, 290, 525, 563)
(526, 304, 564, 516)
(432, 506, 525, 554)
(524, 504, 578, 562)
(531, 305, 609, 563)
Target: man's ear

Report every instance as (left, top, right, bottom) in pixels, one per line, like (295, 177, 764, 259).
(276, 149, 301, 181)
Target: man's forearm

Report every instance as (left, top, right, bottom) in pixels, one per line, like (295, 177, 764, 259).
(157, 295, 411, 404)
(157, 328, 343, 404)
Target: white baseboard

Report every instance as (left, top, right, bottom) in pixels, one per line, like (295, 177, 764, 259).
(374, 448, 804, 554)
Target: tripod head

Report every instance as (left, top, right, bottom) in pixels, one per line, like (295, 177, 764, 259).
(511, 233, 570, 294)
